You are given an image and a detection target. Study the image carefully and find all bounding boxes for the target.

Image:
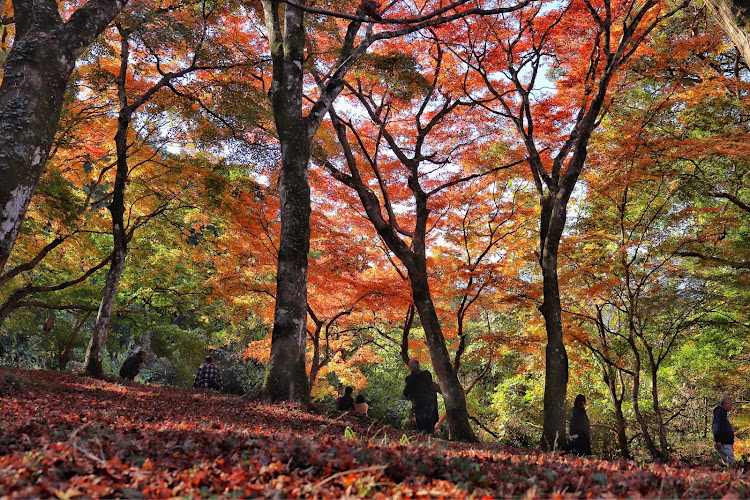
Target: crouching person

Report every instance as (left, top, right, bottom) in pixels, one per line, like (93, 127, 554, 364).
(193, 355, 223, 391)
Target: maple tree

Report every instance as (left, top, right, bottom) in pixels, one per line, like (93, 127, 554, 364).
(445, 0, 689, 448)
(81, 0, 246, 377)
(256, 0, 534, 407)
(556, 8, 750, 461)
(322, 21, 536, 440)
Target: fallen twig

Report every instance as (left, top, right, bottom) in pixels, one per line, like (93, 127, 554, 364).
(312, 464, 388, 490)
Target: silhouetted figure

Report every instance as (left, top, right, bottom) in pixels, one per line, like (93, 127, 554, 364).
(354, 394, 369, 416)
(337, 386, 354, 411)
(713, 396, 736, 465)
(569, 394, 591, 455)
(193, 355, 223, 391)
(403, 358, 439, 435)
(119, 350, 147, 381)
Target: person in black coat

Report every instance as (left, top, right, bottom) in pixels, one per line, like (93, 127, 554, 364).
(569, 394, 591, 455)
(403, 358, 439, 435)
(337, 386, 355, 411)
(712, 396, 736, 465)
(119, 350, 147, 381)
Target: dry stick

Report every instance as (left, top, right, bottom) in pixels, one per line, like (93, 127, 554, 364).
(312, 465, 388, 490)
(68, 422, 107, 466)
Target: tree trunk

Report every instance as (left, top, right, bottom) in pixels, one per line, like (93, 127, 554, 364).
(649, 355, 670, 460)
(538, 195, 569, 450)
(410, 268, 476, 442)
(703, 0, 750, 65)
(84, 106, 130, 377)
(630, 345, 664, 462)
(0, 0, 127, 271)
(261, 101, 311, 404)
(83, 246, 126, 377)
(58, 312, 91, 371)
(604, 370, 631, 459)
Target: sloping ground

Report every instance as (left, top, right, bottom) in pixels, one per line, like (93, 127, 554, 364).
(0, 367, 747, 499)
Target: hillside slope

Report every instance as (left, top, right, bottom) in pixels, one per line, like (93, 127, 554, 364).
(1, 367, 747, 498)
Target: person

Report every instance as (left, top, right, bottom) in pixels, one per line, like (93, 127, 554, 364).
(119, 350, 147, 381)
(354, 394, 369, 416)
(569, 394, 591, 456)
(193, 355, 223, 391)
(337, 386, 354, 411)
(712, 396, 736, 465)
(403, 358, 439, 435)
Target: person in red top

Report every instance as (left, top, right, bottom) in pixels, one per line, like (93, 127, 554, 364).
(193, 355, 223, 391)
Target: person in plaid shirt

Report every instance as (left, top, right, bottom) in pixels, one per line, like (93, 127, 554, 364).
(193, 355, 223, 391)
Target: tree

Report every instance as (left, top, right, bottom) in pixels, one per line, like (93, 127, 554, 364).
(452, 0, 685, 448)
(703, 0, 750, 64)
(83, 1, 243, 377)
(257, 0, 531, 408)
(0, 0, 128, 272)
(323, 24, 533, 439)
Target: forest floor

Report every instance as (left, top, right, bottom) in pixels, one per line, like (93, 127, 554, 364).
(1, 367, 748, 499)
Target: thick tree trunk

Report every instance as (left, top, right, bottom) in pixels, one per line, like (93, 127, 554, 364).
(410, 269, 476, 442)
(0, 0, 126, 271)
(260, 1, 314, 404)
(261, 116, 311, 403)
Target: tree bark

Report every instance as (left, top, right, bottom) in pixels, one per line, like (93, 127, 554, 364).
(704, 0, 750, 64)
(0, 0, 127, 271)
(603, 370, 631, 459)
(629, 337, 664, 462)
(260, 1, 312, 404)
(326, 110, 476, 441)
(410, 269, 476, 441)
(83, 86, 131, 378)
(538, 195, 570, 449)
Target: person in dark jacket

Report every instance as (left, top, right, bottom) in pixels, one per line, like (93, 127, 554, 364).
(712, 396, 736, 465)
(337, 386, 355, 411)
(119, 350, 147, 381)
(403, 358, 439, 435)
(193, 355, 223, 391)
(569, 394, 592, 456)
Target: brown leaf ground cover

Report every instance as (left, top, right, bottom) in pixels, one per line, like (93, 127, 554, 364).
(1, 366, 748, 498)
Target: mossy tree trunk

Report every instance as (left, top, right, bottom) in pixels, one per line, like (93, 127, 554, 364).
(259, 0, 369, 404)
(0, 0, 127, 272)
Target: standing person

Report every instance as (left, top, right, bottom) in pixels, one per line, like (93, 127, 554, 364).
(569, 394, 592, 456)
(193, 355, 223, 391)
(403, 358, 439, 435)
(713, 396, 736, 465)
(337, 386, 354, 411)
(354, 394, 369, 416)
(119, 350, 147, 381)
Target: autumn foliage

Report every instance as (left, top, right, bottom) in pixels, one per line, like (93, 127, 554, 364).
(2, 366, 749, 499)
